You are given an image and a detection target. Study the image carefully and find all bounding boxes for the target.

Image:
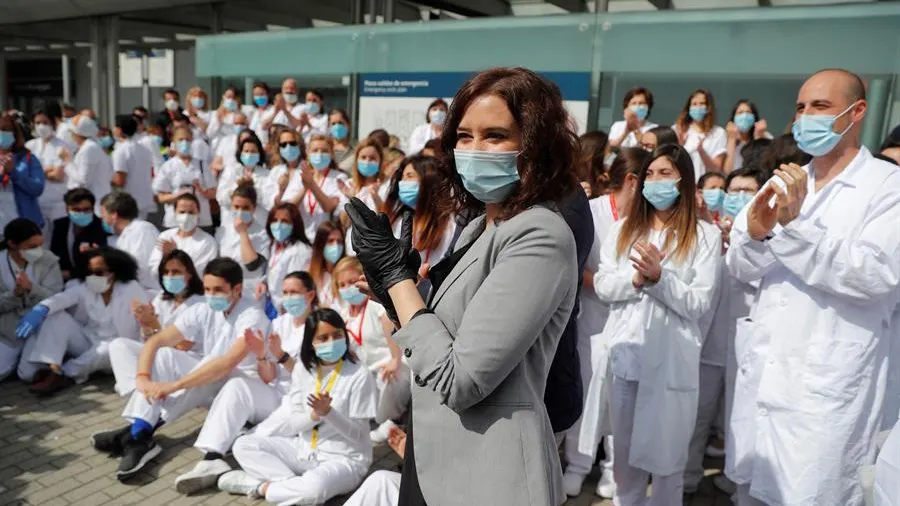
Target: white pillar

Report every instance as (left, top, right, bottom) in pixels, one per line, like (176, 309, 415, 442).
(90, 16, 103, 117)
(141, 53, 150, 109)
(106, 15, 119, 125)
(61, 55, 71, 105)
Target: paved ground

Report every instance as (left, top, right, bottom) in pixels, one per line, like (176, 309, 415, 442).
(0, 375, 732, 505)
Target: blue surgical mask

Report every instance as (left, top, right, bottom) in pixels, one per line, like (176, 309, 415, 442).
(0, 131, 15, 150)
(429, 109, 446, 126)
(270, 222, 293, 242)
(339, 285, 367, 306)
(453, 149, 520, 204)
(323, 244, 343, 264)
(689, 106, 708, 122)
(69, 211, 93, 228)
(206, 295, 231, 312)
(282, 296, 308, 316)
(235, 210, 253, 224)
(702, 188, 725, 211)
(314, 339, 347, 363)
(723, 192, 754, 217)
(330, 123, 348, 140)
(630, 105, 649, 121)
(190, 97, 205, 109)
(99, 136, 114, 149)
(150, 135, 163, 147)
(309, 152, 331, 170)
(175, 139, 192, 156)
(240, 152, 260, 167)
(162, 275, 187, 295)
(357, 159, 379, 178)
(102, 220, 115, 235)
(398, 180, 420, 208)
(232, 124, 246, 135)
(306, 101, 321, 115)
(791, 102, 856, 157)
(280, 144, 301, 163)
(253, 96, 269, 107)
(223, 98, 237, 111)
(734, 112, 756, 133)
(642, 179, 681, 210)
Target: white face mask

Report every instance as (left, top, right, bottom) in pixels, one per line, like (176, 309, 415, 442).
(85, 274, 111, 294)
(34, 124, 53, 139)
(175, 213, 199, 232)
(21, 247, 44, 263)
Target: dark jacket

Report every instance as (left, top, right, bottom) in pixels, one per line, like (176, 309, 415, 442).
(154, 109, 179, 146)
(50, 215, 109, 280)
(544, 189, 594, 433)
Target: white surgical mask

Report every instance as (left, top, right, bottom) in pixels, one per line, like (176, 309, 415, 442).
(175, 213, 199, 232)
(34, 124, 53, 139)
(21, 247, 44, 263)
(85, 275, 111, 294)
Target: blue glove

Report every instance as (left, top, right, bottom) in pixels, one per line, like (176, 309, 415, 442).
(16, 304, 49, 339)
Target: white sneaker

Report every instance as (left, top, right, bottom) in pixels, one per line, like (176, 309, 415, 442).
(174, 459, 232, 495)
(562, 470, 586, 497)
(218, 470, 263, 498)
(370, 420, 397, 445)
(595, 470, 617, 499)
(714, 474, 736, 495)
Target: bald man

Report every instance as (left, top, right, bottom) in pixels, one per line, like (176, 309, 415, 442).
(261, 78, 307, 132)
(725, 68, 900, 506)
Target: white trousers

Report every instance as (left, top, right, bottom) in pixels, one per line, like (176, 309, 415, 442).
(193, 376, 282, 455)
(121, 347, 222, 425)
(612, 378, 684, 506)
(685, 363, 726, 489)
(18, 311, 117, 383)
(0, 339, 22, 381)
(341, 470, 402, 506)
(373, 363, 411, 423)
(233, 434, 367, 506)
(736, 484, 768, 506)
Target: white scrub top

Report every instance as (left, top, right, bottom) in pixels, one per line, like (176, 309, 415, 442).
(65, 139, 112, 216)
(111, 138, 155, 214)
(301, 110, 329, 144)
(266, 241, 313, 310)
(152, 156, 216, 228)
(676, 124, 727, 180)
(151, 293, 205, 328)
(270, 313, 306, 394)
(248, 106, 275, 145)
(341, 299, 391, 371)
(608, 120, 658, 149)
(216, 162, 275, 225)
(215, 219, 271, 300)
(407, 123, 437, 155)
(261, 104, 306, 130)
(26, 136, 73, 220)
(113, 219, 160, 292)
(41, 279, 149, 342)
(292, 169, 348, 242)
(137, 134, 164, 172)
(147, 227, 219, 276)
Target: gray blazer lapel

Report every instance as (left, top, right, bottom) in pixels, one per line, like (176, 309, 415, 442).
(429, 216, 490, 309)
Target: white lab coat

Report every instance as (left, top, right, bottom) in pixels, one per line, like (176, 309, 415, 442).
(248, 105, 275, 145)
(725, 147, 900, 506)
(152, 156, 216, 228)
(407, 123, 438, 155)
(136, 133, 164, 172)
(291, 169, 348, 243)
(876, 422, 900, 506)
(216, 162, 275, 225)
(579, 219, 720, 476)
(883, 298, 900, 432)
(111, 138, 155, 215)
(112, 219, 160, 292)
(65, 139, 112, 215)
(147, 227, 219, 276)
(26, 136, 73, 223)
(151, 293, 205, 328)
(266, 241, 312, 310)
(40, 280, 148, 340)
(216, 220, 271, 300)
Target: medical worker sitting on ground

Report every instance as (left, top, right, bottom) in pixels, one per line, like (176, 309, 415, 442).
(88, 257, 270, 483)
(725, 68, 900, 506)
(217, 307, 377, 506)
(16, 247, 148, 395)
(254, 203, 312, 313)
(147, 193, 218, 275)
(580, 143, 721, 506)
(0, 218, 63, 382)
(50, 188, 108, 282)
(100, 191, 160, 292)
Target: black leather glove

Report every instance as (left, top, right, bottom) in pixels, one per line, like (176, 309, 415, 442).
(345, 198, 421, 323)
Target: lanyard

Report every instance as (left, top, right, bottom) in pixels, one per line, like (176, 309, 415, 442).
(270, 244, 284, 269)
(346, 300, 368, 345)
(305, 168, 330, 215)
(311, 359, 344, 449)
(422, 248, 432, 265)
(610, 193, 619, 222)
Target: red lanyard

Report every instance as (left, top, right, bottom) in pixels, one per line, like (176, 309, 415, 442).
(610, 193, 619, 222)
(347, 299, 368, 345)
(269, 244, 284, 268)
(305, 168, 330, 215)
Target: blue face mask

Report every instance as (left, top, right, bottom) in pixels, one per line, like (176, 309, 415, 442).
(206, 294, 231, 312)
(398, 180, 420, 208)
(357, 160, 379, 178)
(0, 131, 16, 150)
(339, 285, 367, 306)
(69, 211, 93, 228)
(323, 244, 343, 264)
(306, 101, 321, 115)
(791, 102, 856, 157)
(723, 192, 754, 217)
(150, 135, 163, 147)
(232, 124, 246, 135)
(235, 210, 253, 224)
(429, 109, 446, 126)
(282, 296, 308, 317)
(240, 152, 260, 167)
(99, 136, 114, 149)
(453, 149, 521, 204)
(280, 144, 301, 163)
(162, 275, 187, 295)
(102, 220, 114, 235)
(309, 153, 331, 170)
(702, 188, 725, 211)
(270, 222, 293, 242)
(314, 338, 347, 363)
(630, 105, 649, 121)
(642, 179, 681, 210)
(253, 96, 269, 107)
(191, 97, 205, 109)
(330, 123, 348, 140)
(734, 112, 756, 133)
(689, 106, 708, 122)
(175, 139, 192, 156)
(223, 98, 237, 111)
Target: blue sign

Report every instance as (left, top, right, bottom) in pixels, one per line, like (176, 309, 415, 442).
(361, 72, 590, 101)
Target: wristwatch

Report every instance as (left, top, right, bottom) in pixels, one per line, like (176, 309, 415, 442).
(278, 352, 290, 364)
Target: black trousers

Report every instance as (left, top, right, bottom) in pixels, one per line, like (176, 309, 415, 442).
(397, 407, 427, 506)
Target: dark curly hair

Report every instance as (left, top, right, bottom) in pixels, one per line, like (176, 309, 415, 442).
(436, 67, 579, 221)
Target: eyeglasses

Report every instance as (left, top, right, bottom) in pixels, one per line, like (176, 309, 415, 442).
(279, 141, 299, 148)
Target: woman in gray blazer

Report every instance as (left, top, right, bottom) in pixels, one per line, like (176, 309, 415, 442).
(347, 67, 580, 506)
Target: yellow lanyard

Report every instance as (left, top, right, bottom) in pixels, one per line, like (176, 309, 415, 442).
(310, 359, 344, 449)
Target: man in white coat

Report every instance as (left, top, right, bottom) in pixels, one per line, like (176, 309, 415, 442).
(726, 68, 900, 506)
(62, 114, 112, 216)
(100, 192, 160, 293)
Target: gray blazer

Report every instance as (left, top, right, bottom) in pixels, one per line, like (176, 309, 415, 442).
(394, 205, 578, 506)
(0, 251, 64, 346)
